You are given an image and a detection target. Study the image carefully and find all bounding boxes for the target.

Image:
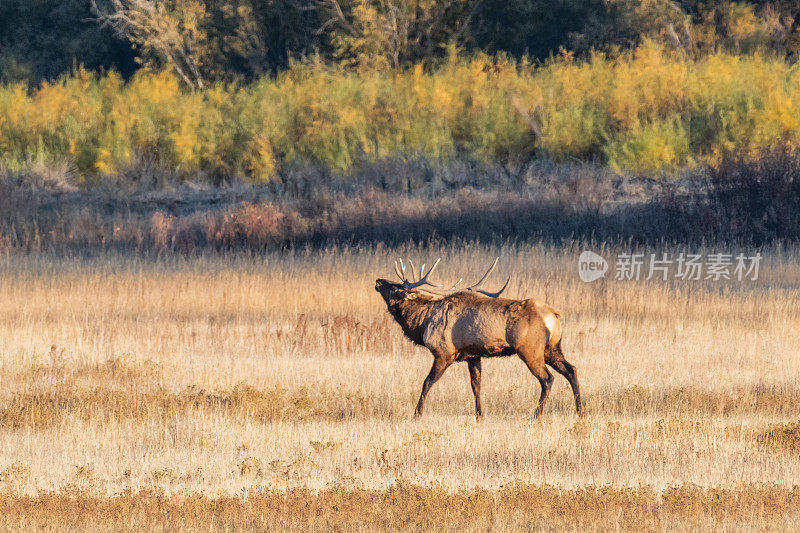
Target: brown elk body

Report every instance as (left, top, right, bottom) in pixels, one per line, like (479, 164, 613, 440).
(375, 265, 582, 419)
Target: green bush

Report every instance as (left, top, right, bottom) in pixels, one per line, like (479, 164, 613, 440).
(4, 45, 800, 183)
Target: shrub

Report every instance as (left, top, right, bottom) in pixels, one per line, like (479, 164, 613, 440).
(3, 46, 800, 182)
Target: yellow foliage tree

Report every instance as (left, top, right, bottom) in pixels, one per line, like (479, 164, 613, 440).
(92, 0, 211, 89)
(322, 0, 473, 68)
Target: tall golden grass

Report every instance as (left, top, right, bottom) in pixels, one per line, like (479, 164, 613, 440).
(5, 44, 800, 181)
(0, 243, 799, 529)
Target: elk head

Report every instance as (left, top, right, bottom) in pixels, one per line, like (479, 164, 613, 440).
(374, 258, 443, 307)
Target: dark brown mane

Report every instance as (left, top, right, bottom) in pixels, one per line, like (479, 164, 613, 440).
(385, 290, 437, 346)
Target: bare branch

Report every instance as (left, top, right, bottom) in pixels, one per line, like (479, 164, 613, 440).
(509, 93, 543, 139)
(322, 0, 357, 35)
(91, 0, 206, 89)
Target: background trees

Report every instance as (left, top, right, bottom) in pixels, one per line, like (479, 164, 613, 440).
(0, 0, 137, 84)
(3, 0, 800, 85)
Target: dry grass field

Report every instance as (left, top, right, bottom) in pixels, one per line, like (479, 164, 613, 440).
(1, 242, 800, 530)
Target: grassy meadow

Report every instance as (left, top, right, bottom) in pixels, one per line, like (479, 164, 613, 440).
(1, 243, 800, 530)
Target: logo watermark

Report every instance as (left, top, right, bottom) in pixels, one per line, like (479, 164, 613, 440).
(578, 251, 609, 282)
(578, 251, 762, 282)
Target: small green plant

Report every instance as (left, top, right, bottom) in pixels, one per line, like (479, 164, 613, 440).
(309, 440, 340, 453)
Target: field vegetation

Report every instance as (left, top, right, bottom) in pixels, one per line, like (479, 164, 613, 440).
(3, 145, 800, 256)
(7, 45, 800, 182)
(1, 245, 799, 529)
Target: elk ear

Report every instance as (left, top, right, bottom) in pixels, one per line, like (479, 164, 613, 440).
(395, 288, 419, 300)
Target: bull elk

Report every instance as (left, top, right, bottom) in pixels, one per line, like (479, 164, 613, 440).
(375, 258, 582, 418)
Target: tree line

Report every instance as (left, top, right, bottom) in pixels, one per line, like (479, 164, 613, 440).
(3, 1, 800, 86)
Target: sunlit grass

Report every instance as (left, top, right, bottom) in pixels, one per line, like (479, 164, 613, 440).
(3, 484, 800, 531)
(0, 244, 799, 528)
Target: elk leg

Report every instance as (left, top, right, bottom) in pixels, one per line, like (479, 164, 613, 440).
(415, 356, 451, 418)
(467, 358, 483, 419)
(519, 351, 553, 417)
(548, 358, 583, 415)
(535, 367, 554, 417)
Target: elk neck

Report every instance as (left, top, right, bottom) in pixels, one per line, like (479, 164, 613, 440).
(386, 292, 437, 346)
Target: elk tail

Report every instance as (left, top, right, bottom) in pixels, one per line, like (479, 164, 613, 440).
(544, 308, 562, 349)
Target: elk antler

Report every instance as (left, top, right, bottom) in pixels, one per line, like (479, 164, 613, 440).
(394, 258, 407, 282)
(467, 257, 510, 298)
(394, 257, 444, 289)
(393, 257, 507, 297)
